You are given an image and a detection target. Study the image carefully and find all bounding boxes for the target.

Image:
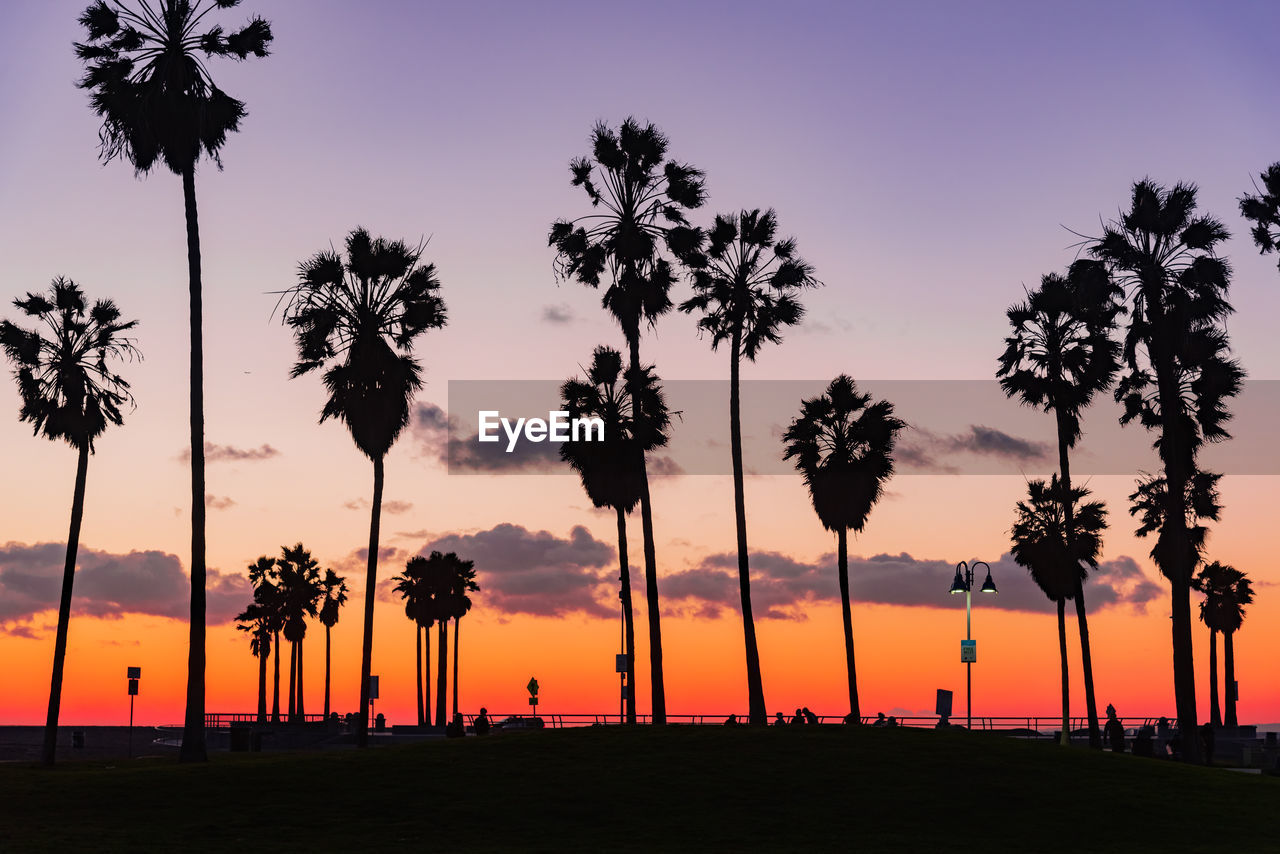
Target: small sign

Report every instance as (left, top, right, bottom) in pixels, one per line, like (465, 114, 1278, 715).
(527, 677, 539, 697)
(615, 654, 628, 673)
(620, 685, 629, 700)
(960, 640, 977, 663)
(127, 678, 139, 696)
(126, 666, 141, 679)
(936, 689, 953, 716)
(369, 675, 380, 701)
(528, 697, 539, 706)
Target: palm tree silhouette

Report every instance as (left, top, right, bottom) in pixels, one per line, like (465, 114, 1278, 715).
(560, 346, 672, 724)
(282, 228, 447, 747)
(393, 556, 433, 726)
(549, 118, 705, 723)
(1194, 561, 1253, 728)
(422, 552, 465, 728)
(997, 260, 1122, 749)
(317, 568, 348, 720)
(1010, 477, 1107, 746)
(679, 208, 820, 726)
(234, 599, 272, 724)
(1240, 163, 1280, 271)
(75, 0, 272, 763)
(1, 278, 138, 766)
(1088, 180, 1244, 763)
(247, 555, 283, 723)
(277, 543, 321, 722)
(783, 376, 904, 722)
(444, 555, 479, 720)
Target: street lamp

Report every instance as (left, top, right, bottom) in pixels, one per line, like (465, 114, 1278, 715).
(949, 560, 996, 730)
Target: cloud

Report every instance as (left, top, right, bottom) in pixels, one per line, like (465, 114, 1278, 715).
(408, 401, 566, 474)
(417, 523, 615, 618)
(540, 303, 576, 325)
(661, 549, 1161, 619)
(206, 494, 236, 511)
(897, 425, 1049, 472)
(0, 542, 250, 635)
(179, 442, 280, 463)
(344, 498, 414, 515)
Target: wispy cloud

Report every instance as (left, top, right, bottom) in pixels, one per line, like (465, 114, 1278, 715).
(179, 442, 280, 464)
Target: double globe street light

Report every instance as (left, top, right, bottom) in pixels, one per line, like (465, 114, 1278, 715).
(949, 560, 997, 730)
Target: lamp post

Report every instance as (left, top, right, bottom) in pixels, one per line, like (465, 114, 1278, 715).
(949, 560, 997, 730)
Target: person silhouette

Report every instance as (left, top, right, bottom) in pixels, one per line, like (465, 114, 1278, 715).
(873, 712, 887, 727)
(887, 716, 899, 728)
(1104, 705, 1125, 753)
(474, 707, 491, 736)
(723, 714, 739, 726)
(790, 708, 805, 726)
(774, 712, 786, 726)
(802, 707, 819, 725)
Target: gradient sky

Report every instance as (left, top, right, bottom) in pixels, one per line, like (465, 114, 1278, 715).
(1, 0, 1278, 726)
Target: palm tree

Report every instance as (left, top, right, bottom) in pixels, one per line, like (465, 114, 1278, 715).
(997, 260, 1122, 749)
(549, 118, 705, 723)
(423, 552, 462, 728)
(282, 228, 447, 747)
(782, 376, 904, 722)
(560, 346, 672, 724)
(446, 557, 479, 719)
(317, 568, 348, 720)
(76, 0, 272, 764)
(1088, 180, 1244, 762)
(1240, 163, 1280, 271)
(277, 543, 321, 722)
(1, 277, 138, 767)
(234, 599, 271, 723)
(247, 556, 283, 723)
(1010, 477, 1108, 746)
(393, 556, 433, 727)
(1194, 561, 1254, 729)
(679, 208, 820, 726)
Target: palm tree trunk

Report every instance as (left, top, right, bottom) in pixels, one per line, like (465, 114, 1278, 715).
(257, 645, 267, 724)
(836, 528, 859, 721)
(616, 507, 637, 725)
(416, 623, 424, 726)
(288, 641, 297, 722)
(1154, 351, 1200, 763)
(271, 630, 281, 723)
(1223, 630, 1238, 728)
(627, 334, 665, 724)
(729, 332, 766, 726)
(424, 622, 432, 726)
(356, 455, 385, 748)
(452, 617, 460, 719)
(180, 165, 209, 763)
(1208, 627, 1221, 726)
(436, 620, 447, 728)
(297, 638, 305, 720)
(40, 442, 90, 766)
(1057, 598, 1070, 746)
(1055, 417, 1101, 749)
(323, 625, 331, 720)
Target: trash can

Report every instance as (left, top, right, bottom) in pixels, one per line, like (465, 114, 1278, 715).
(72, 731, 85, 749)
(375, 713, 386, 733)
(229, 725, 251, 752)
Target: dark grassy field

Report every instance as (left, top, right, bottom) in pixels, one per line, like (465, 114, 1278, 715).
(0, 725, 1274, 852)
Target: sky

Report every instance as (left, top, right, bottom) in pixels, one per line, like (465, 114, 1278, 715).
(1, 0, 1279, 727)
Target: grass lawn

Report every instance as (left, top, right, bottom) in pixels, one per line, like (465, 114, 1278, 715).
(0, 725, 1274, 852)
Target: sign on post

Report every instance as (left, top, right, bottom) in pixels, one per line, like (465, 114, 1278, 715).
(936, 689, 953, 717)
(527, 677, 539, 712)
(960, 639, 977, 663)
(370, 675, 380, 701)
(615, 654, 628, 673)
(127, 666, 141, 679)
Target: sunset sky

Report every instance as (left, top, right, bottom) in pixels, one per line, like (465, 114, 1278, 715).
(2, 0, 1278, 727)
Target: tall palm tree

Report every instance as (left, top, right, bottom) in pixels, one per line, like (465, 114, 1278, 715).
(247, 555, 283, 723)
(317, 568, 348, 719)
(1, 278, 138, 767)
(549, 118, 705, 723)
(560, 346, 671, 724)
(76, 0, 272, 763)
(1194, 561, 1254, 729)
(1088, 180, 1244, 762)
(448, 558, 479, 719)
(393, 556, 433, 726)
(423, 552, 463, 728)
(1010, 477, 1108, 746)
(679, 208, 820, 726)
(277, 543, 321, 722)
(1240, 163, 1280, 271)
(282, 228, 447, 747)
(997, 260, 1122, 749)
(782, 376, 904, 722)
(234, 599, 271, 723)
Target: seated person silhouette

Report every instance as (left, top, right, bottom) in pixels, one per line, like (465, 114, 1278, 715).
(1104, 706, 1125, 753)
(790, 708, 805, 726)
(774, 712, 787, 726)
(887, 716, 899, 727)
(474, 707, 491, 736)
(873, 712, 887, 727)
(723, 714, 739, 726)
(802, 707, 819, 725)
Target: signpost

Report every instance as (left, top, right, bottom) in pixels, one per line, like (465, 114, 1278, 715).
(960, 640, 977, 663)
(370, 675, 379, 730)
(527, 676, 539, 717)
(126, 667, 140, 758)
